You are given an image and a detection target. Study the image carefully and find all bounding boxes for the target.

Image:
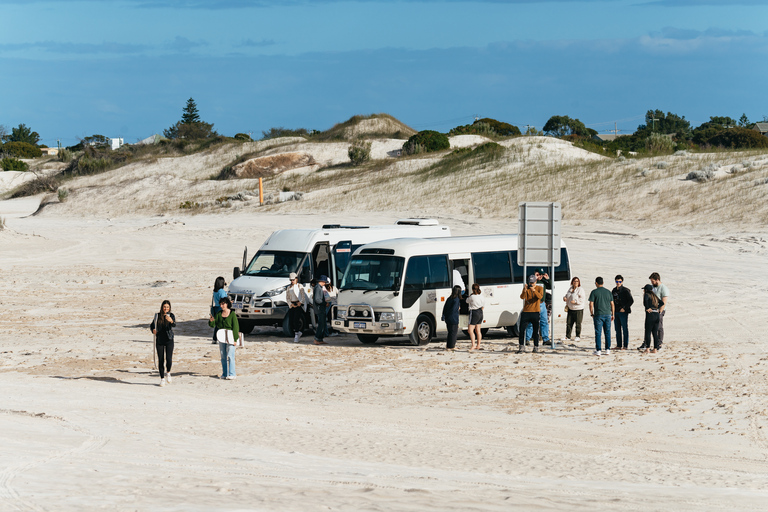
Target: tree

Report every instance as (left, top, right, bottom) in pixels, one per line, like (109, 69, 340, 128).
(692, 117, 737, 146)
(738, 113, 751, 127)
(0, 125, 7, 142)
(181, 98, 201, 125)
(543, 115, 589, 137)
(7, 123, 40, 146)
(635, 110, 691, 139)
(1, 141, 43, 158)
(402, 130, 450, 155)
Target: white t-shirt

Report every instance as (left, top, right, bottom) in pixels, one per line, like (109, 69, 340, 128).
(452, 269, 466, 291)
(467, 294, 485, 310)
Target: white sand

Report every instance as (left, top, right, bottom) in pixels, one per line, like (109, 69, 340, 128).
(1, 205, 767, 511)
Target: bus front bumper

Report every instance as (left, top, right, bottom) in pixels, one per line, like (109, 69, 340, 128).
(332, 319, 404, 335)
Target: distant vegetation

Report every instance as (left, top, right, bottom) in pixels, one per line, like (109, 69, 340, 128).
(163, 98, 218, 141)
(1, 157, 29, 172)
(449, 118, 521, 138)
(1, 141, 42, 158)
(402, 130, 450, 155)
(348, 140, 372, 165)
(261, 114, 416, 142)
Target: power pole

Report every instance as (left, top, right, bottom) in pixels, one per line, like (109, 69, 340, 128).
(524, 125, 533, 136)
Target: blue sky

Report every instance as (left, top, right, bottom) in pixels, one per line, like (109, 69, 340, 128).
(2, 0, 768, 146)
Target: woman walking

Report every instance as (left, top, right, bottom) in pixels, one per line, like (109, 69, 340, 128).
(562, 277, 586, 342)
(150, 300, 176, 387)
(641, 284, 664, 354)
(210, 276, 228, 344)
(467, 283, 485, 350)
(209, 296, 239, 379)
(442, 285, 462, 351)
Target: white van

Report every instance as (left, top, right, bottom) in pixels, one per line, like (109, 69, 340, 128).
(332, 235, 571, 345)
(227, 220, 451, 336)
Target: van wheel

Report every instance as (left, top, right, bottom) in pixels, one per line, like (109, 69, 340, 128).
(239, 320, 255, 335)
(506, 325, 519, 337)
(282, 313, 306, 337)
(409, 314, 433, 346)
(357, 334, 379, 345)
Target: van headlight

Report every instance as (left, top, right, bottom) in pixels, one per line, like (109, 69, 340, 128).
(379, 312, 396, 321)
(337, 310, 347, 319)
(261, 284, 289, 297)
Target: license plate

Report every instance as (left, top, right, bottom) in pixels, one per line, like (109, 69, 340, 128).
(353, 322, 366, 329)
(232, 303, 243, 310)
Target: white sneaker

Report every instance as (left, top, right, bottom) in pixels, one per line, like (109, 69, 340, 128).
(225, 375, 237, 380)
(293, 333, 301, 343)
(159, 378, 166, 387)
(593, 350, 601, 356)
(575, 337, 580, 342)
(328, 332, 340, 337)
(560, 337, 570, 342)
(604, 349, 611, 355)
(166, 373, 172, 384)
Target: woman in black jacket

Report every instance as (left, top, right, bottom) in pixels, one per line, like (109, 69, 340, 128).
(150, 300, 176, 387)
(442, 286, 462, 351)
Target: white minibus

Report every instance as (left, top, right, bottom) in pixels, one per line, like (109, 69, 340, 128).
(227, 220, 451, 336)
(332, 235, 571, 345)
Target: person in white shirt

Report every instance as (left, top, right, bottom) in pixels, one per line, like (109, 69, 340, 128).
(467, 283, 485, 350)
(286, 272, 308, 343)
(562, 276, 586, 341)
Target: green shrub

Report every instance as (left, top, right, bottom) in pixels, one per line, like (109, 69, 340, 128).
(1, 157, 29, 171)
(179, 200, 201, 209)
(2, 141, 42, 158)
(58, 188, 69, 202)
(645, 133, 675, 154)
(348, 140, 372, 165)
(706, 127, 768, 149)
(58, 148, 73, 163)
(402, 130, 450, 155)
(261, 127, 309, 140)
(234, 133, 252, 141)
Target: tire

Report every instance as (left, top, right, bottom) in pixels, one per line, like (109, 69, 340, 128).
(506, 325, 519, 338)
(282, 312, 306, 337)
(357, 334, 379, 345)
(239, 320, 255, 335)
(409, 314, 433, 346)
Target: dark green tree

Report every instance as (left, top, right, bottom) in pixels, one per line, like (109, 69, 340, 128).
(6, 123, 40, 145)
(738, 113, 751, 127)
(635, 110, 691, 139)
(181, 98, 201, 124)
(692, 117, 737, 146)
(543, 115, 589, 137)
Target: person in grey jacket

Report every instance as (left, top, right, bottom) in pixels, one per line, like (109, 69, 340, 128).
(312, 275, 329, 345)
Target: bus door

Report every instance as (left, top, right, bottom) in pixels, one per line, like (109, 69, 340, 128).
(312, 242, 330, 282)
(402, 254, 451, 333)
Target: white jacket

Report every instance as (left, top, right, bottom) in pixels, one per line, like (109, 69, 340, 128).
(564, 286, 586, 311)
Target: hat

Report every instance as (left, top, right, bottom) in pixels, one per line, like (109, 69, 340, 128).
(528, 275, 537, 285)
(289, 272, 298, 280)
(317, 275, 329, 283)
(643, 284, 654, 292)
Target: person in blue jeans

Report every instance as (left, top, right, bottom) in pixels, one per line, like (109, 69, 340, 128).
(611, 275, 633, 350)
(525, 269, 551, 344)
(588, 276, 614, 356)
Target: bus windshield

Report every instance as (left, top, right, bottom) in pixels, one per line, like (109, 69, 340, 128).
(244, 250, 306, 278)
(340, 255, 405, 291)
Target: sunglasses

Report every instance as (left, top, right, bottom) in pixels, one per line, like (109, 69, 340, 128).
(615, 280, 623, 283)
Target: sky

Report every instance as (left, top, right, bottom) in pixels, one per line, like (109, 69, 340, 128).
(2, 0, 768, 147)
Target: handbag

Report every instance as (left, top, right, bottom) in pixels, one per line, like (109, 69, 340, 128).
(216, 329, 245, 347)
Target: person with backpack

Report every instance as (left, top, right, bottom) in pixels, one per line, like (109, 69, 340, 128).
(611, 275, 634, 350)
(640, 284, 665, 353)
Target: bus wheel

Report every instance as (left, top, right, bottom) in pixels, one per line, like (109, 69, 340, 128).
(239, 320, 255, 335)
(506, 325, 519, 337)
(409, 315, 433, 346)
(357, 334, 379, 345)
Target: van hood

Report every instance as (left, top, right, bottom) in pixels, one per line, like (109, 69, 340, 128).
(229, 276, 289, 296)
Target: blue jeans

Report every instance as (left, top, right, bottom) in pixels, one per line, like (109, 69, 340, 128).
(614, 312, 629, 349)
(525, 302, 549, 342)
(594, 315, 612, 351)
(218, 342, 236, 377)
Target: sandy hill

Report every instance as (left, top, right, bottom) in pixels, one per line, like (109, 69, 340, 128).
(2, 134, 768, 227)
(318, 113, 417, 140)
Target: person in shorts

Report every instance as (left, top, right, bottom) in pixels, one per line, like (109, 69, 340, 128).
(467, 283, 485, 350)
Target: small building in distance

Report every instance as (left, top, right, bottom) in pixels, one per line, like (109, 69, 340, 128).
(594, 134, 626, 142)
(752, 123, 768, 137)
(110, 138, 124, 150)
(40, 147, 59, 156)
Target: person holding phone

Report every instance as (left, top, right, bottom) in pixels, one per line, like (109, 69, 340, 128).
(209, 296, 239, 380)
(150, 300, 176, 387)
(519, 275, 544, 353)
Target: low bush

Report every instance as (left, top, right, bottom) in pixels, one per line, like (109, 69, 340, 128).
(58, 148, 73, 163)
(2, 141, 42, 158)
(1, 157, 29, 172)
(9, 172, 61, 198)
(348, 140, 372, 165)
(58, 188, 69, 202)
(234, 133, 252, 141)
(707, 127, 768, 149)
(402, 130, 450, 155)
(261, 127, 309, 140)
(646, 133, 675, 154)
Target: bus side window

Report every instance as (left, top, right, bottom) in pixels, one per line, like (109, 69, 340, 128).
(472, 251, 513, 285)
(404, 255, 450, 290)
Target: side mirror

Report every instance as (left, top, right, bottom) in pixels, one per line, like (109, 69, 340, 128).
(233, 267, 241, 279)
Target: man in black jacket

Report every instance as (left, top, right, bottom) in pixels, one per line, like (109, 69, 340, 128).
(611, 275, 634, 350)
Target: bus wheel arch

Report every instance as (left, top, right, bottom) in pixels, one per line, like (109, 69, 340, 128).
(409, 313, 434, 346)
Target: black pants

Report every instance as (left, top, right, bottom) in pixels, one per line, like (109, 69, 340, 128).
(445, 323, 458, 349)
(644, 312, 661, 349)
(156, 339, 174, 378)
(519, 311, 540, 346)
(566, 309, 583, 338)
(289, 306, 304, 334)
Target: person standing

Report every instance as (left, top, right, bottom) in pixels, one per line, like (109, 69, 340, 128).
(588, 277, 614, 356)
(562, 276, 586, 342)
(649, 272, 670, 346)
(209, 296, 239, 380)
(519, 275, 544, 354)
(467, 283, 485, 350)
(324, 281, 339, 337)
(442, 285, 462, 351)
(210, 276, 228, 344)
(286, 272, 308, 343)
(611, 275, 634, 350)
(525, 269, 551, 345)
(150, 300, 176, 387)
(641, 284, 665, 353)
(312, 275, 329, 345)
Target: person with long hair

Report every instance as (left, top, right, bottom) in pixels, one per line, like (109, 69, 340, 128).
(562, 276, 586, 342)
(209, 296, 239, 379)
(150, 300, 176, 387)
(641, 284, 665, 353)
(442, 285, 462, 351)
(467, 283, 485, 350)
(210, 276, 228, 344)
